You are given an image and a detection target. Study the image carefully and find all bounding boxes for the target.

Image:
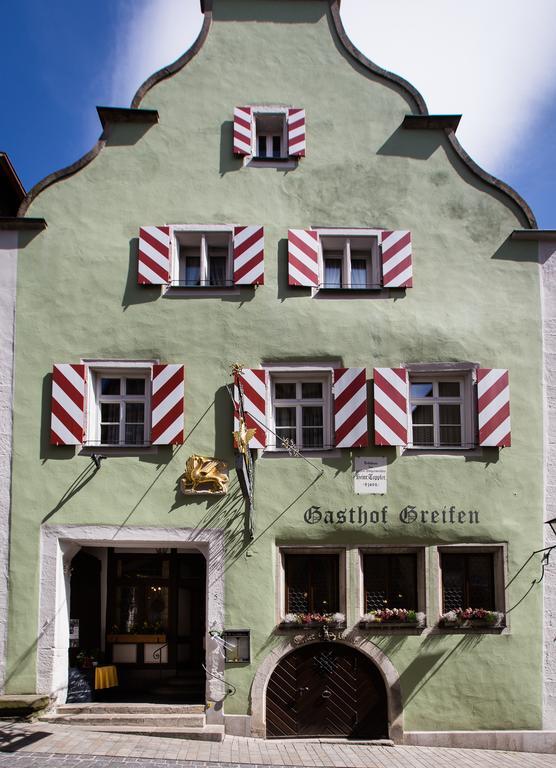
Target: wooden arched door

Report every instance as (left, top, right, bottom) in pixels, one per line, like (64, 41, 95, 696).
(266, 642, 388, 739)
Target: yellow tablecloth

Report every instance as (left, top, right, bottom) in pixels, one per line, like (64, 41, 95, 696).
(95, 665, 118, 690)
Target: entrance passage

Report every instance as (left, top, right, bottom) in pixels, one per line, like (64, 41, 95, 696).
(106, 550, 206, 703)
(266, 643, 388, 739)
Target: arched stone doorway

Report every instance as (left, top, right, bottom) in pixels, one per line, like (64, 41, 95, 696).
(267, 642, 387, 739)
(250, 637, 403, 742)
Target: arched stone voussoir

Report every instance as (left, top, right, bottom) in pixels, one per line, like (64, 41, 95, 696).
(250, 632, 404, 742)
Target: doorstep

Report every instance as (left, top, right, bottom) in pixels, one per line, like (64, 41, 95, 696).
(0, 695, 51, 719)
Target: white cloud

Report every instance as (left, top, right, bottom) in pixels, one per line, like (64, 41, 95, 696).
(110, 0, 556, 176)
(110, 0, 203, 107)
(340, 0, 556, 175)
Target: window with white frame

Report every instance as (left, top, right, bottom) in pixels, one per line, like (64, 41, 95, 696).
(408, 372, 474, 449)
(319, 233, 381, 290)
(86, 366, 151, 446)
(250, 110, 288, 160)
(255, 113, 286, 159)
(268, 370, 333, 450)
(173, 229, 232, 288)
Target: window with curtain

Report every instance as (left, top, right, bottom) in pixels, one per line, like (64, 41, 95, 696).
(409, 377, 466, 448)
(319, 235, 377, 289)
(178, 231, 231, 287)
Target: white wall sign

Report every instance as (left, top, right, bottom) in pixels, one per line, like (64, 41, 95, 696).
(354, 457, 387, 494)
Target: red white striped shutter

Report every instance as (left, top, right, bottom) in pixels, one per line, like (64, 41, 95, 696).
(233, 107, 253, 155)
(380, 231, 413, 288)
(151, 364, 185, 445)
(287, 108, 306, 157)
(477, 369, 511, 447)
(50, 364, 86, 445)
(138, 226, 171, 285)
(233, 226, 264, 285)
(288, 229, 319, 287)
(333, 368, 368, 448)
(234, 369, 267, 449)
(373, 368, 408, 446)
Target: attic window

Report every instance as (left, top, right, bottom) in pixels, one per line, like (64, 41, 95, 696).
(255, 113, 285, 159)
(233, 106, 306, 159)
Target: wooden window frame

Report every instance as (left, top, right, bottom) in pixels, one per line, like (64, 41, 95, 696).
(277, 547, 346, 623)
(436, 544, 507, 619)
(440, 551, 495, 612)
(362, 552, 418, 612)
(284, 553, 339, 614)
(359, 547, 426, 618)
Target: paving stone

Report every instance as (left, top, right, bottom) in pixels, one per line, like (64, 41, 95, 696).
(0, 721, 556, 768)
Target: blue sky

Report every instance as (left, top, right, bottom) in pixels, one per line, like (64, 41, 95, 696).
(2, 0, 555, 228)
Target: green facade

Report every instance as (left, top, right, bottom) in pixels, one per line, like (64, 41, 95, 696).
(7, 0, 543, 735)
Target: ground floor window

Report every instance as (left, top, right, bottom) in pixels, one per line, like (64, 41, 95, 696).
(363, 552, 418, 612)
(284, 553, 339, 615)
(440, 551, 495, 611)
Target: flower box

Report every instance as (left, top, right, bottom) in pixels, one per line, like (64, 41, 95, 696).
(279, 612, 346, 630)
(359, 610, 425, 629)
(358, 620, 421, 629)
(438, 609, 504, 629)
(279, 621, 345, 630)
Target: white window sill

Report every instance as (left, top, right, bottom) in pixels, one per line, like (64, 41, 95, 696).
(313, 287, 391, 300)
(79, 445, 159, 457)
(262, 448, 341, 459)
(162, 286, 242, 298)
(401, 446, 483, 458)
(245, 157, 298, 170)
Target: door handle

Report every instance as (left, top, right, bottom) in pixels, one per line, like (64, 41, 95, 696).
(321, 689, 332, 698)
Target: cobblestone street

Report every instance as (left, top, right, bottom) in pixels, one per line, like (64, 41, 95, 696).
(0, 722, 554, 768)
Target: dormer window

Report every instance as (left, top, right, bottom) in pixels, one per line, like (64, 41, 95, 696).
(255, 113, 285, 159)
(233, 106, 306, 160)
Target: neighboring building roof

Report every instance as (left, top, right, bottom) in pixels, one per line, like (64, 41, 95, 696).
(0, 153, 26, 216)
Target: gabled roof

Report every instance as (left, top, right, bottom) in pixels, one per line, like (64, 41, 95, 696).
(18, 0, 538, 229)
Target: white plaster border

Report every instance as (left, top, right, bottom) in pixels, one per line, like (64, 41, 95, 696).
(249, 635, 403, 742)
(541, 240, 556, 730)
(38, 524, 225, 717)
(0, 230, 18, 694)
